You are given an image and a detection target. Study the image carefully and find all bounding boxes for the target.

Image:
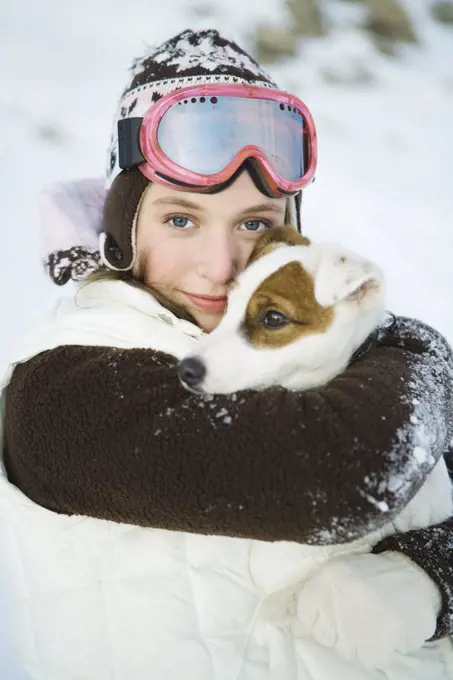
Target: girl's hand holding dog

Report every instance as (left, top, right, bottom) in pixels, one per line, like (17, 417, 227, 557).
(293, 551, 441, 669)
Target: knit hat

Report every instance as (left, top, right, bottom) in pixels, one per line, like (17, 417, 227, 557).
(100, 28, 301, 271)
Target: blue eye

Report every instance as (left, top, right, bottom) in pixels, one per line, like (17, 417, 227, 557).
(242, 220, 268, 233)
(169, 215, 193, 229)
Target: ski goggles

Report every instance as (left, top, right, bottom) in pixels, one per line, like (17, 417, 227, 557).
(117, 84, 317, 198)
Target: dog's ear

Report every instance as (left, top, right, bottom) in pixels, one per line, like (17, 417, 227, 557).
(248, 225, 311, 265)
(313, 245, 383, 308)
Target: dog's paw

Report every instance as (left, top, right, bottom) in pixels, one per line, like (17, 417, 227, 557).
(293, 551, 440, 669)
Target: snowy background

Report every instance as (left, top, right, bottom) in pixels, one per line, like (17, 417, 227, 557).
(0, 0, 452, 674)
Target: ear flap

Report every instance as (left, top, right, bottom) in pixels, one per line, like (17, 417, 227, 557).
(313, 245, 383, 308)
(248, 225, 311, 265)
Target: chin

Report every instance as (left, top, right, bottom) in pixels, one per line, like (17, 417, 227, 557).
(196, 313, 224, 334)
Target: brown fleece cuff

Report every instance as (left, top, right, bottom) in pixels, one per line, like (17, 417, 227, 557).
(373, 518, 453, 640)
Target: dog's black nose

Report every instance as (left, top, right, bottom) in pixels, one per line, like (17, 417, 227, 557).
(178, 356, 206, 388)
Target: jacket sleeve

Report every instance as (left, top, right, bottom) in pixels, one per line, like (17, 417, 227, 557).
(4, 316, 453, 546)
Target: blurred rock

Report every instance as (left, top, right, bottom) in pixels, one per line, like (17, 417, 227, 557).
(191, 4, 214, 18)
(369, 34, 399, 57)
(254, 26, 298, 64)
(322, 62, 375, 86)
(285, 0, 326, 37)
(36, 123, 66, 146)
(360, 0, 418, 45)
(431, 2, 453, 25)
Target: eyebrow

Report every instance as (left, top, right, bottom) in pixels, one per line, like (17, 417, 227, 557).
(153, 197, 285, 218)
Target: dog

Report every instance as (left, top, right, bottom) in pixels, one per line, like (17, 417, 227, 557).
(178, 226, 385, 394)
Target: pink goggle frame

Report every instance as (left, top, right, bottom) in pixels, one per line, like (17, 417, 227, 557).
(137, 84, 318, 197)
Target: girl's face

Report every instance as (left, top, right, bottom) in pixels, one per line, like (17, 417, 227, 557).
(135, 171, 287, 332)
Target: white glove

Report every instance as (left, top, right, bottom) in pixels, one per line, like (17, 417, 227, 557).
(293, 551, 441, 669)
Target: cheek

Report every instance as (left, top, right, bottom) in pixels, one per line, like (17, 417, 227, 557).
(137, 234, 186, 286)
(237, 240, 259, 273)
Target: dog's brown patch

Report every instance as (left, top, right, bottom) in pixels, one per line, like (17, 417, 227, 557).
(248, 225, 311, 266)
(244, 261, 334, 348)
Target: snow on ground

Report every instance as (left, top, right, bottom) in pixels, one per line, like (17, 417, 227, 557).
(0, 0, 452, 673)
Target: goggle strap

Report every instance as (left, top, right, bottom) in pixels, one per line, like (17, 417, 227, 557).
(118, 118, 145, 170)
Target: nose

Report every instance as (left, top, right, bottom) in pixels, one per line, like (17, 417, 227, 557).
(178, 356, 206, 389)
(199, 231, 239, 284)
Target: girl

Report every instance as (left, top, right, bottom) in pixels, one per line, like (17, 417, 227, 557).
(1, 28, 453, 680)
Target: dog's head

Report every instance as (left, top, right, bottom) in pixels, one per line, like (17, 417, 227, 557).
(178, 226, 385, 394)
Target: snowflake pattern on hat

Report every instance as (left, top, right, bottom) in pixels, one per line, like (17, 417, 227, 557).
(126, 29, 277, 95)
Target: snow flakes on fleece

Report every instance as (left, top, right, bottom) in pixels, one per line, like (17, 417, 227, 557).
(157, 392, 241, 428)
(367, 316, 453, 509)
(195, 393, 245, 427)
(306, 316, 453, 546)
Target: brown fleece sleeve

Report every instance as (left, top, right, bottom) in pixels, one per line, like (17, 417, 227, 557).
(4, 317, 453, 547)
(373, 517, 453, 639)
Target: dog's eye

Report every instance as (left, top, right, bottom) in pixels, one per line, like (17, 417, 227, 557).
(261, 310, 289, 329)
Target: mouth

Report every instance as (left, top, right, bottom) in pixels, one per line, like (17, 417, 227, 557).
(183, 292, 228, 314)
(179, 380, 206, 395)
